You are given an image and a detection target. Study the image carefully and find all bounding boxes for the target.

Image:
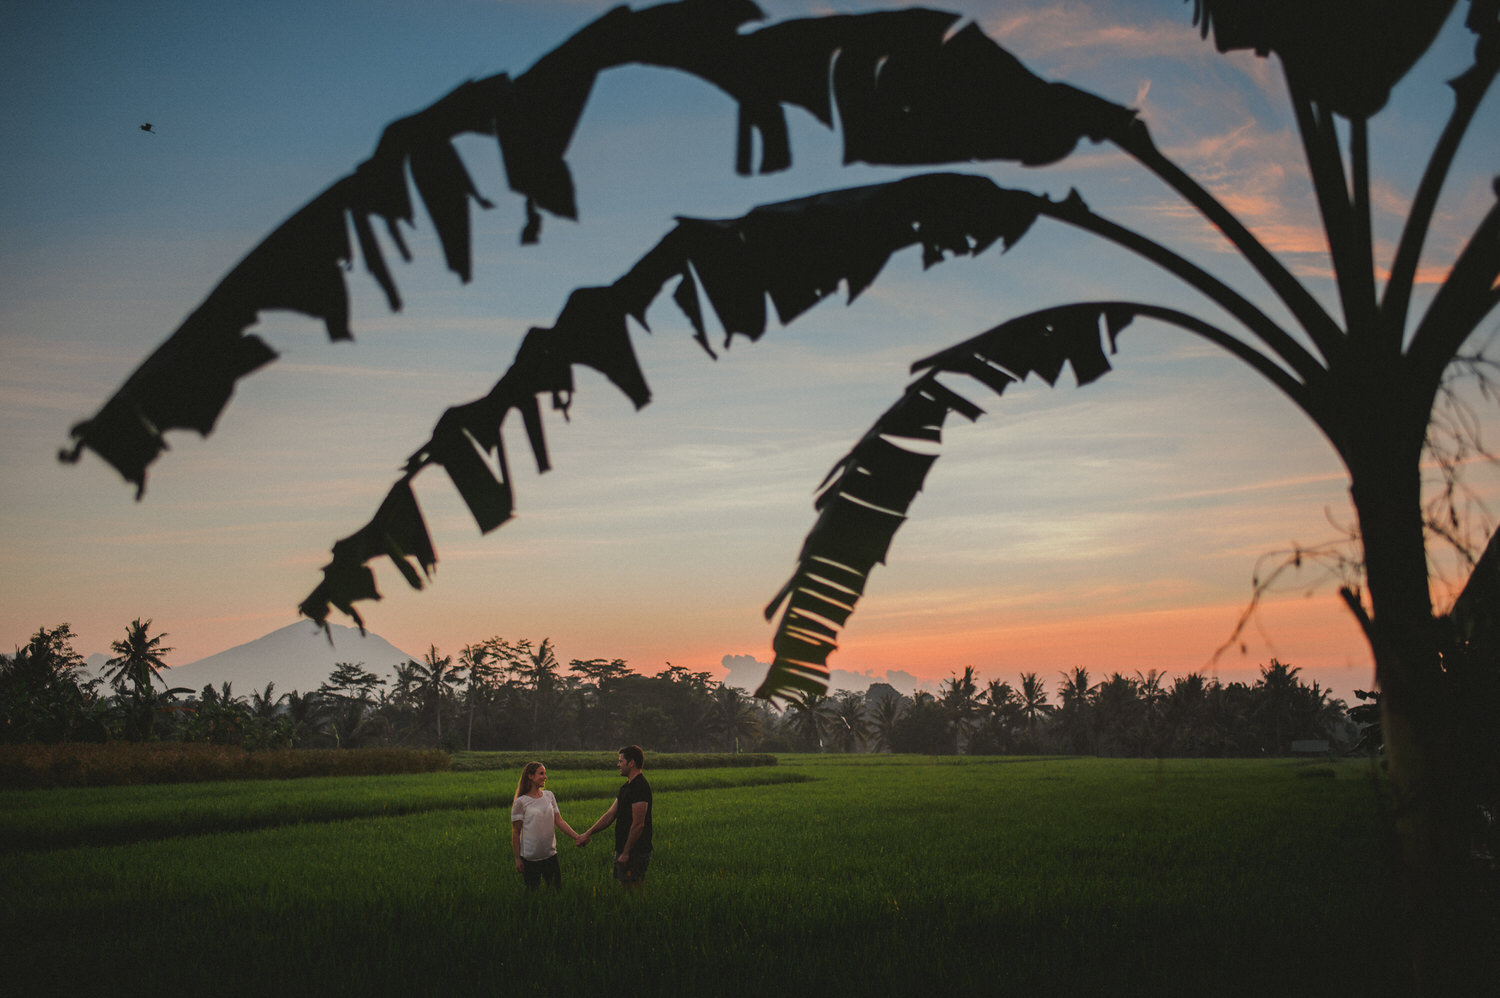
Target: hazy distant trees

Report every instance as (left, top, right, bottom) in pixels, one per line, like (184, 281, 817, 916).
(1, 621, 1355, 755)
(939, 666, 982, 754)
(866, 685, 903, 753)
(184, 682, 247, 745)
(410, 645, 464, 743)
(570, 655, 636, 748)
(316, 661, 389, 748)
(321, 661, 387, 702)
(783, 691, 838, 751)
(281, 690, 331, 748)
(785, 660, 1355, 759)
(709, 684, 763, 753)
(0, 624, 105, 743)
(888, 691, 949, 754)
(831, 690, 872, 752)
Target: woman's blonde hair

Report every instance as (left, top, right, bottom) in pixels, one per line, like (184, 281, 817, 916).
(515, 761, 544, 800)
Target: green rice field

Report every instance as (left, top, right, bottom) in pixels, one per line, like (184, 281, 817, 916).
(0, 755, 1406, 996)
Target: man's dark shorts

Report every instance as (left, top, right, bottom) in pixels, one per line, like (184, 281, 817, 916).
(613, 851, 650, 884)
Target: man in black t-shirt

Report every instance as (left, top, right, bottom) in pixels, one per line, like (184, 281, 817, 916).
(578, 744, 653, 888)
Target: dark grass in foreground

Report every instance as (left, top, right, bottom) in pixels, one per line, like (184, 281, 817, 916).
(1, 756, 1402, 997)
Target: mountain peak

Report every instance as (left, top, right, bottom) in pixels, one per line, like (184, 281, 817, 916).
(154, 620, 420, 696)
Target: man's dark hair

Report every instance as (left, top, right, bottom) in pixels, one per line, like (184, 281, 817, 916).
(619, 744, 644, 769)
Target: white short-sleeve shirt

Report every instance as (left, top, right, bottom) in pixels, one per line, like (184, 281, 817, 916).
(511, 790, 558, 861)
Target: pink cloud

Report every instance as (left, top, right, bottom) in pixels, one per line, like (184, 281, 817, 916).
(982, 4, 1204, 67)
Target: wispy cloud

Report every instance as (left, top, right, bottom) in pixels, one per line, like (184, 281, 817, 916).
(981, 3, 1205, 68)
(1158, 468, 1350, 503)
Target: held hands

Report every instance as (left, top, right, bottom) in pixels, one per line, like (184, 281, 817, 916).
(575, 831, 591, 847)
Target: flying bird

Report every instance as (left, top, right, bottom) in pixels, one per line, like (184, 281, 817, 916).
(140, 123, 156, 134)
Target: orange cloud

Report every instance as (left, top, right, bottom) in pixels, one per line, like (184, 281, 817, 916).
(983, 3, 1208, 67)
(823, 590, 1373, 697)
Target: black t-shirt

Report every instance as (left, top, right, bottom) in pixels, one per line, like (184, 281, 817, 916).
(613, 773, 653, 854)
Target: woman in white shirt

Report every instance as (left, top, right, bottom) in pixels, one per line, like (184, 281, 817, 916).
(510, 761, 582, 889)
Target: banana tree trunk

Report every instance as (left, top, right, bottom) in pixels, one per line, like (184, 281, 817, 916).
(1346, 418, 1492, 991)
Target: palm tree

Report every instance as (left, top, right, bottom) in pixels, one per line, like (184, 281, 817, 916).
(410, 645, 464, 744)
(249, 682, 283, 719)
(1252, 659, 1304, 755)
(939, 666, 981, 754)
(104, 619, 186, 741)
(328, 697, 380, 749)
(1134, 669, 1170, 756)
(981, 679, 1019, 754)
(205, 681, 240, 704)
(458, 642, 497, 751)
(832, 690, 871, 752)
(103, 618, 173, 696)
(516, 638, 559, 748)
(1057, 667, 1095, 707)
(1164, 673, 1214, 757)
(282, 690, 331, 747)
(890, 690, 950, 755)
(550, 672, 588, 749)
(63, 2, 1500, 967)
(867, 691, 903, 753)
(1290, 679, 1354, 750)
(709, 684, 763, 753)
(1209, 682, 1258, 757)
(1056, 667, 1098, 754)
(1092, 673, 1143, 757)
(1017, 672, 1052, 749)
(389, 660, 419, 710)
(783, 690, 837, 752)
(193, 681, 248, 745)
(246, 681, 287, 747)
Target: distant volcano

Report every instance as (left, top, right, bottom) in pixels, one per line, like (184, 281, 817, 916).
(119, 621, 419, 698)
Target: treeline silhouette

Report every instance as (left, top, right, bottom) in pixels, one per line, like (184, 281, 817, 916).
(3, 623, 1364, 757)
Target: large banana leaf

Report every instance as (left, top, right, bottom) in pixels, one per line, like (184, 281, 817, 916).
(61, 0, 1132, 496)
(758, 303, 1137, 697)
(1192, 0, 1459, 116)
(297, 173, 1048, 629)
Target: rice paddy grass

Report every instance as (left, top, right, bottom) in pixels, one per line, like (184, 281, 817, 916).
(0, 755, 1403, 996)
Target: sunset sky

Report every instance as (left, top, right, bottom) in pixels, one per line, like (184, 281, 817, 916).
(3, 0, 1496, 702)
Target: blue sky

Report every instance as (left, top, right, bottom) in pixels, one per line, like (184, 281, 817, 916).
(3, 0, 1496, 702)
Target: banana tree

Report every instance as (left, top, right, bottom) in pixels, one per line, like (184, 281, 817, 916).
(61, 0, 1497, 982)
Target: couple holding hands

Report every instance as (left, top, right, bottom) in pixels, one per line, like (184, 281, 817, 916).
(510, 745, 653, 890)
